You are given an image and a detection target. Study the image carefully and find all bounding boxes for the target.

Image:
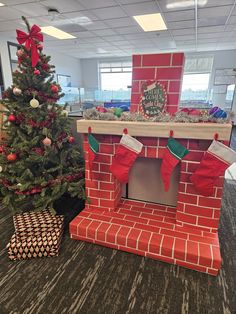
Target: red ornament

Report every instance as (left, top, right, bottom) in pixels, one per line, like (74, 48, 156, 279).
(68, 136, 75, 143)
(7, 153, 17, 162)
(0, 146, 3, 153)
(8, 114, 16, 122)
(51, 85, 59, 93)
(37, 43, 43, 51)
(34, 69, 40, 76)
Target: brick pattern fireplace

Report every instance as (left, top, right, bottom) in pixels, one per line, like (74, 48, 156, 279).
(131, 52, 185, 114)
(70, 120, 231, 276)
(69, 53, 231, 275)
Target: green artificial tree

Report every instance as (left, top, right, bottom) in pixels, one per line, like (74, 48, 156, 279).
(0, 17, 85, 213)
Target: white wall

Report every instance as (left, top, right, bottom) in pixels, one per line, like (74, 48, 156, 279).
(0, 42, 82, 90)
(45, 49, 82, 87)
(210, 50, 236, 108)
(0, 41, 13, 88)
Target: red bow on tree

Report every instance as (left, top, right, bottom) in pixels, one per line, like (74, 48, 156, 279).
(16, 24, 43, 67)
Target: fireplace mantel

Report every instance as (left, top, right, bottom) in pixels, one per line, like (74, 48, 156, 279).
(77, 120, 232, 140)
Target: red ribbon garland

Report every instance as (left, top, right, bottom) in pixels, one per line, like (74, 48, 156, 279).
(16, 24, 43, 67)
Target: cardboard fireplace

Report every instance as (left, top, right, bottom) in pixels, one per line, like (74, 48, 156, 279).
(70, 53, 232, 275)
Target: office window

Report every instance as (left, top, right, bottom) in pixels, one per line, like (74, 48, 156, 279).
(99, 61, 132, 91)
(180, 56, 213, 108)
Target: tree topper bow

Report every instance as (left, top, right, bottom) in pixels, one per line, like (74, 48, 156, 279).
(16, 24, 43, 67)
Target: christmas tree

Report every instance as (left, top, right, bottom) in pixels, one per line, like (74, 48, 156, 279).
(0, 17, 85, 213)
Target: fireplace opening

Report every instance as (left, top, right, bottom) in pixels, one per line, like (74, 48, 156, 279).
(122, 157, 180, 207)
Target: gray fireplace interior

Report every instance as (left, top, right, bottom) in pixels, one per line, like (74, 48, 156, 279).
(122, 157, 180, 207)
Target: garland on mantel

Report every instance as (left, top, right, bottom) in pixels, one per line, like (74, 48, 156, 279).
(83, 108, 233, 124)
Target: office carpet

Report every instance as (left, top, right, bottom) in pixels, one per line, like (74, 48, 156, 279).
(0, 179, 235, 314)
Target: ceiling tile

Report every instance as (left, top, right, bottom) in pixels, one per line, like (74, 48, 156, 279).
(104, 17, 137, 28)
(78, 0, 117, 9)
(163, 9, 194, 22)
(62, 10, 98, 21)
(84, 21, 108, 30)
(13, 3, 48, 17)
(114, 26, 143, 35)
(92, 6, 127, 19)
(0, 6, 22, 20)
(198, 32, 224, 39)
(122, 2, 159, 16)
(204, 0, 235, 7)
(172, 28, 195, 36)
(93, 28, 118, 36)
(105, 35, 126, 41)
(40, 0, 85, 13)
(174, 34, 195, 41)
(167, 20, 195, 29)
(198, 25, 225, 33)
(228, 15, 236, 24)
(198, 17, 227, 27)
(198, 6, 232, 19)
(118, 0, 151, 3)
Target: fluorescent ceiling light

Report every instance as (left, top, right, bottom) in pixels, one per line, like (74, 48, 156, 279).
(166, 0, 207, 9)
(0, 2, 5, 6)
(40, 26, 76, 39)
(133, 13, 167, 32)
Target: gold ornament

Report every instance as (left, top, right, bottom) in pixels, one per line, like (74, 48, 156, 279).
(30, 98, 39, 108)
(0, 166, 3, 172)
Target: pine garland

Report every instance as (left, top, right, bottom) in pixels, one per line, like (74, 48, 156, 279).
(83, 108, 231, 124)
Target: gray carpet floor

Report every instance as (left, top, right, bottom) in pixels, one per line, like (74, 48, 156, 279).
(0, 177, 236, 314)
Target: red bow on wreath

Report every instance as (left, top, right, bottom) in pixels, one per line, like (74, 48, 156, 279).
(16, 24, 43, 67)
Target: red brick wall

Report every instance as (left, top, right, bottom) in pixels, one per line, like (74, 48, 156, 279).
(84, 134, 223, 233)
(131, 53, 185, 114)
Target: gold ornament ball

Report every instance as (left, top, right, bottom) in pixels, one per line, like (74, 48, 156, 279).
(61, 110, 68, 117)
(0, 166, 2, 172)
(13, 87, 22, 95)
(30, 98, 39, 108)
(42, 137, 52, 146)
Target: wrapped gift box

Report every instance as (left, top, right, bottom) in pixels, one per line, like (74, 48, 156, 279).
(7, 209, 64, 261)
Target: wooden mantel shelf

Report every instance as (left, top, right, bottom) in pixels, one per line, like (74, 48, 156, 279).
(77, 119, 232, 140)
